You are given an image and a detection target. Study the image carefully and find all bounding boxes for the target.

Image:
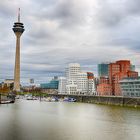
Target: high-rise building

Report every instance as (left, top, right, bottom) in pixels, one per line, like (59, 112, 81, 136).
(97, 60, 138, 96)
(98, 63, 109, 77)
(58, 77, 67, 94)
(130, 64, 135, 71)
(62, 63, 96, 95)
(77, 72, 88, 94)
(13, 8, 25, 91)
(66, 63, 81, 81)
(87, 72, 96, 95)
(65, 63, 81, 94)
(110, 60, 138, 96)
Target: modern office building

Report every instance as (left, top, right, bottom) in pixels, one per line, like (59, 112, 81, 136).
(40, 77, 59, 89)
(65, 63, 80, 94)
(120, 77, 140, 97)
(58, 77, 67, 94)
(97, 83, 112, 96)
(66, 81, 77, 95)
(98, 63, 109, 77)
(13, 8, 25, 91)
(62, 63, 96, 95)
(97, 76, 112, 96)
(130, 65, 135, 71)
(77, 72, 88, 94)
(110, 60, 138, 96)
(87, 72, 97, 95)
(97, 60, 138, 96)
(66, 63, 81, 81)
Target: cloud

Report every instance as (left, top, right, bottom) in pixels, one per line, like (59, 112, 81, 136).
(0, 0, 140, 83)
(93, 0, 140, 27)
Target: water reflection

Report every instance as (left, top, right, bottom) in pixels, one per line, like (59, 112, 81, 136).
(0, 100, 140, 140)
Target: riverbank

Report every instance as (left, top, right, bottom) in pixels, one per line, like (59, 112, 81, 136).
(47, 94, 140, 108)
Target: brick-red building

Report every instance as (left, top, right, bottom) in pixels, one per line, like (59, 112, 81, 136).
(97, 83, 112, 96)
(97, 76, 112, 96)
(97, 60, 138, 96)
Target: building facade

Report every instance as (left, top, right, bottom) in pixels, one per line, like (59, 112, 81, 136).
(65, 63, 81, 81)
(87, 72, 97, 95)
(97, 60, 138, 96)
(97, 76, 112, 96)
(77, 72, 88, 94)
(4, 79, 14, 87)
(59, 63, 96, 95)
(58, 77, 67, 94)
(98, 63, 109, 77)
(66, 82, 77, 95)
(40, 77, 59, 89)
(120, 77, 140, 97)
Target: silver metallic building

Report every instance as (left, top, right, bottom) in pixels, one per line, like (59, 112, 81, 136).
(119, 77, 140, 97)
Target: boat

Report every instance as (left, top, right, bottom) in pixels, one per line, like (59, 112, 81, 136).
(63, 97, 76, 102)
(33, 96, 38, 100)
(0, 100, 15, 104)
(51, 97, 59, 102)
(45, 97, 51, 102)
(0, 93, 15, 104)
(26, 96, 33, 100)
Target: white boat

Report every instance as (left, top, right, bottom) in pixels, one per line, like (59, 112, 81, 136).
(51, 97, 59, 102)
(0, 100, 15, 104)
(45, 97, 51, 102)
(33, 96, 38, 100)
(26, 96, 33, 100)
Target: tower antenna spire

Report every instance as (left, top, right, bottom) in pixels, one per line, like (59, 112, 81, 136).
(18, 8, 20, 22)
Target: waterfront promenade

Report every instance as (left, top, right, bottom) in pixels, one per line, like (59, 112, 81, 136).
(47, 94, 140, 108)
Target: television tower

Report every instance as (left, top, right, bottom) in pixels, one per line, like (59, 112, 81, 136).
(13, 8, 25, 91)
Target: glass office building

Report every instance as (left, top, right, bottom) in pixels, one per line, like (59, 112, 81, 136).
(40, 79, 59, 89)
(98, 63, 109, 77)
(120, 77, 140, 97)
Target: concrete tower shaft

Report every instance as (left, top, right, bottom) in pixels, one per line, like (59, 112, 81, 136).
(13, 9, 25, 92)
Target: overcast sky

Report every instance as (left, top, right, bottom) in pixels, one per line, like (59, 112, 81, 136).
(0, 0, 140, 83)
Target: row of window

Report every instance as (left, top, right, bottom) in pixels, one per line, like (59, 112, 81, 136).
(124, 93, 140, 97)
(121, 82, 140, 84)
(121, 85, 140, 88)
(123, 89, 140, 91)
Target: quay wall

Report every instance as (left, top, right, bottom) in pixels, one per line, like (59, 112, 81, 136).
(47, 94, 140, 107)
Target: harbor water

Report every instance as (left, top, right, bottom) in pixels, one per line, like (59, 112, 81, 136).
(0, 100, 140, 140)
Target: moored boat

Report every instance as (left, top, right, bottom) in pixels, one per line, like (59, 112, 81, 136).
(63, 97, 76, 102)
(0, 100, 15, 104)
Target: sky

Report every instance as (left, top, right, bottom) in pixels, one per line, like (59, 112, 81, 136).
(0, 0, 140, 84)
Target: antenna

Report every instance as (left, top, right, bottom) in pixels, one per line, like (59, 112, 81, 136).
(18, 8, 20, 22)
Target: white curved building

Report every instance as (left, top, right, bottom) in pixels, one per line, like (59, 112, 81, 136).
(66, 63, 81, 81)
(77, 72, 88, 94)
(58, 77, 67, 94)
(59, 63, 96, 95)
